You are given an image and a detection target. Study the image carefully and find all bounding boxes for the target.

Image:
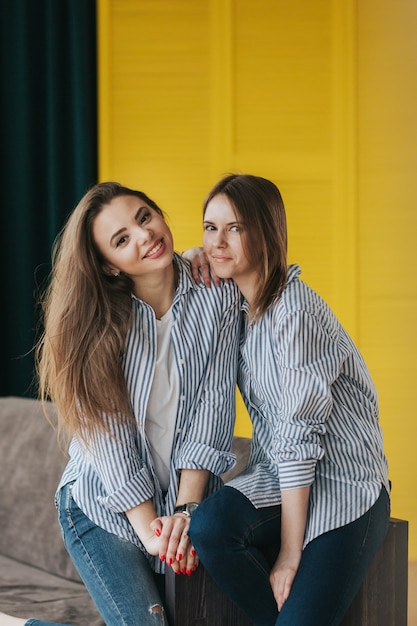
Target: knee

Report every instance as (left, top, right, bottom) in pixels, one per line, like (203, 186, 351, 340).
(189, 491, 227, 549)
(149, 603, 165, 624)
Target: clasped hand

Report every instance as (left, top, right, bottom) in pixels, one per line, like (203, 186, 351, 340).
(146, 514, 198, 575)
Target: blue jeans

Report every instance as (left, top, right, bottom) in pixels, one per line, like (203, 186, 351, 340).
(189, 485, 390, 626)
(25, 621, 70, 626)
(25, 482, 167, 626)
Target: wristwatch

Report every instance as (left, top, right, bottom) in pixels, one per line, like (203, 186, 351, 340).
(173, 502, 199, 517)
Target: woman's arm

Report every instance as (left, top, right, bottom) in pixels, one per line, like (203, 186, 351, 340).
(176, 468, 210, 506)
(269, 486, 310, 611)
(116, 464, 209, 576)
(126, 499, 161, 556)
(127, 469, 209, 573)
(76, 418, 156, 512)
(150, 468, 210, 574)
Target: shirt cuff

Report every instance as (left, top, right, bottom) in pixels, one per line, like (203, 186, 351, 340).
(97, 466, 155, 512)
(278, 459, 317, 490)
(176, 441, 236, 477)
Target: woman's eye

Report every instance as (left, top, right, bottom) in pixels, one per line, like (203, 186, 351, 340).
(139, 212, 150, 224)
(116, 236, 127, 247)
(231, 226, 240, 232)
(204, 224, 215, 231)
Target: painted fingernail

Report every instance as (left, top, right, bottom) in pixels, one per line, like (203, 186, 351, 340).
(175, 569, 181, 575)
(154, 528, 161, 537)
(181, 567, 187, 574)
(187, 569, 192, 576)
(177, 553, 183, 561)
(160, 554, 165, 562)
(167, 557, 172, 567)
(191, 549, 196, 556)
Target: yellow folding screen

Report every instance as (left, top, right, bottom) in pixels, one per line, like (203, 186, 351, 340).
(98, 0, 417, 558)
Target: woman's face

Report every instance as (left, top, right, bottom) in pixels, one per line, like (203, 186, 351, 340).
(203, 193, 257, 297)
(92, 194, 174, 281)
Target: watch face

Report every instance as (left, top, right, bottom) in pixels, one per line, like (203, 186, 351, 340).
(174, 502, 199, 517)
(186, 502, 199, 516)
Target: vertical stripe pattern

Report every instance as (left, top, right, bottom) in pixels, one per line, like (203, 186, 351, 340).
(58, 254, 240, 572)
(230, 264, 389, 547)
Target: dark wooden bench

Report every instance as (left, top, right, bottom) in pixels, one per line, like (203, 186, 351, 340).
(166, 517, 408, 625)
(165, 437, 408, 625)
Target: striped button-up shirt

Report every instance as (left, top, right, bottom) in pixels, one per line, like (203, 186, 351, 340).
(230, 264, 389, 547)
(58, 254, 240, 572)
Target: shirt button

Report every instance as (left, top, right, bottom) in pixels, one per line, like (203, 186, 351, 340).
(179, 359, 185, 366)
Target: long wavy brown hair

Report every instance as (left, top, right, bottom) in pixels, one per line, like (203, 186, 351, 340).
(203, 174, 288, 320)
(36, 182, 165, 445)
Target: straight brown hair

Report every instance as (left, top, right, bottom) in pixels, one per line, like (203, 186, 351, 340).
(203, 174, 288, 320)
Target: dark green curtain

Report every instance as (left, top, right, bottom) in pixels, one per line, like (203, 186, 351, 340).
(0, 0, 97, 397)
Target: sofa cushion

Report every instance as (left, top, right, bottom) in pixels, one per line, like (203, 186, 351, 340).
(0, 396, 79, 581)
(0, 555, 104, 625)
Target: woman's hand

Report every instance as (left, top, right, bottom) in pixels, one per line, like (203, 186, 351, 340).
(126, 493, 202, 575)
(151, 513, 198, 574)
(175, 540, 199, 576)
(270, 486, 310, 611)
(181, 247, 223, 288)
(269, 548, 302, 611)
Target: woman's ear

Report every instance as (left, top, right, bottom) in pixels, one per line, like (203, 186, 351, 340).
(103, 264, 120, 277)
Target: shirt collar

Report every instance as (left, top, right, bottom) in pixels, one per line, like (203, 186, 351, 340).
(172, 252, 205, 299)
(239, 264, 301, 315)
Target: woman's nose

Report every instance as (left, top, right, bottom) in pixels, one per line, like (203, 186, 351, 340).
(135, 224, 152, 243)
(213, 230, 226, 247)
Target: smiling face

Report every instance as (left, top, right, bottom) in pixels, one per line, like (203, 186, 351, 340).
(92, 194, 174, 285)
(203, 193, 258, 302)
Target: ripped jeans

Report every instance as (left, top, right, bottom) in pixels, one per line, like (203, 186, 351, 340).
(24, 482, 167, 626)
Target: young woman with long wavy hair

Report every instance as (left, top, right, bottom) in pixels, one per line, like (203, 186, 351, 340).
(0, 181, 240, 626)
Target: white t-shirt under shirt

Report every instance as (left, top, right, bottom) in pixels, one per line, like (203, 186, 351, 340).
(145, 307, 179, 492)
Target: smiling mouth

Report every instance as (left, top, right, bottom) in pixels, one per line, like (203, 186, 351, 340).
(144, 239, 163, 258)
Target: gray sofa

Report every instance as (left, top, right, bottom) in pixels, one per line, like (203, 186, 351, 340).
(0, 396, 251, 625)
(0, 396, 105, 624)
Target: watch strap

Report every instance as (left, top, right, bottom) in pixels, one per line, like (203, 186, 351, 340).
(173, 502, 199, 517)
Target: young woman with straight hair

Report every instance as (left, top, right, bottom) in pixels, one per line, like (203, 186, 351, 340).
(188, 173, 390, 626)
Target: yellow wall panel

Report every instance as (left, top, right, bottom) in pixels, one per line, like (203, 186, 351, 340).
(98, 0, 213, 248)
(98, 0, 417, 557)
(234, 0, 332, 155)
(356, 0, 417, 557)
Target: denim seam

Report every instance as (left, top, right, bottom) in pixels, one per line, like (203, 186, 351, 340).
(66, 503, 140, 626)
(242, 509, 281, 579)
